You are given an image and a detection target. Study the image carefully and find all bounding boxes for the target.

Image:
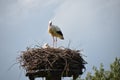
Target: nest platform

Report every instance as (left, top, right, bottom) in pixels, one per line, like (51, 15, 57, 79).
(18, 47, 87, 80)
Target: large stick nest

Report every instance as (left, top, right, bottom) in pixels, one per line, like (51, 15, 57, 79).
(18, 47, 87, 76)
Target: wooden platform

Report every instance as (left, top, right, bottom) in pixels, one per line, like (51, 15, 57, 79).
(26, 69, 83, 80)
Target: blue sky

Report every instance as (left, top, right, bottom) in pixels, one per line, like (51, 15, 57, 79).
(0, 0, 120, 80)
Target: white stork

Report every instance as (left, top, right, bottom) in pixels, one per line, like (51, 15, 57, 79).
(48, 21, 64, 47)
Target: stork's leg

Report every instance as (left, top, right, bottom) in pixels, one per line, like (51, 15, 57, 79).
(52, 36, 55, 47)
(55, 37, 57, 47)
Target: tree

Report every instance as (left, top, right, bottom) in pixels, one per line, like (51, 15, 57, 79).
(84, 57, 120, 80)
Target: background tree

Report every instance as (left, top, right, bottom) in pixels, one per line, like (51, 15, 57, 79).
(77, 57, 120, 80)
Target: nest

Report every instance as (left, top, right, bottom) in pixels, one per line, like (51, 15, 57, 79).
(18, 47, 87, 77)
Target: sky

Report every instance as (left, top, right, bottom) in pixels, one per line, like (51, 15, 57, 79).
(0, 0, 120, 80)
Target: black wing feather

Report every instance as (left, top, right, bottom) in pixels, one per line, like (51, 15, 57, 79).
(56, 31, 63, 36)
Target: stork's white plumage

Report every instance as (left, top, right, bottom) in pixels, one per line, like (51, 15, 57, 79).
(42, 43, 50, 48)
(48, 21, 64, 47)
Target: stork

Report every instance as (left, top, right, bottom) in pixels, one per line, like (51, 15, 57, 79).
(48, 21, 64, 47)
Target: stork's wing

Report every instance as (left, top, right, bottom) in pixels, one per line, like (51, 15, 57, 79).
(56, 31, 63, 36)
(54, 26, 63, 36)
(53, 25, 60, 31)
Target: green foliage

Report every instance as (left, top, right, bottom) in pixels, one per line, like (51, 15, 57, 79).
(109, 58, 120, 80)
(78, 57, 120, 80)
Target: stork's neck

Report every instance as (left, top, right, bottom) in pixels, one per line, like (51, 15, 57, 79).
(48, 23, 52, 29)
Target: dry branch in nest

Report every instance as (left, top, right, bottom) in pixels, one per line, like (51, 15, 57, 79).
(18, 47, 87, 77)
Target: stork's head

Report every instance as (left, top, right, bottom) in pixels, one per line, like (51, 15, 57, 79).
(49, 21, 52, 26)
